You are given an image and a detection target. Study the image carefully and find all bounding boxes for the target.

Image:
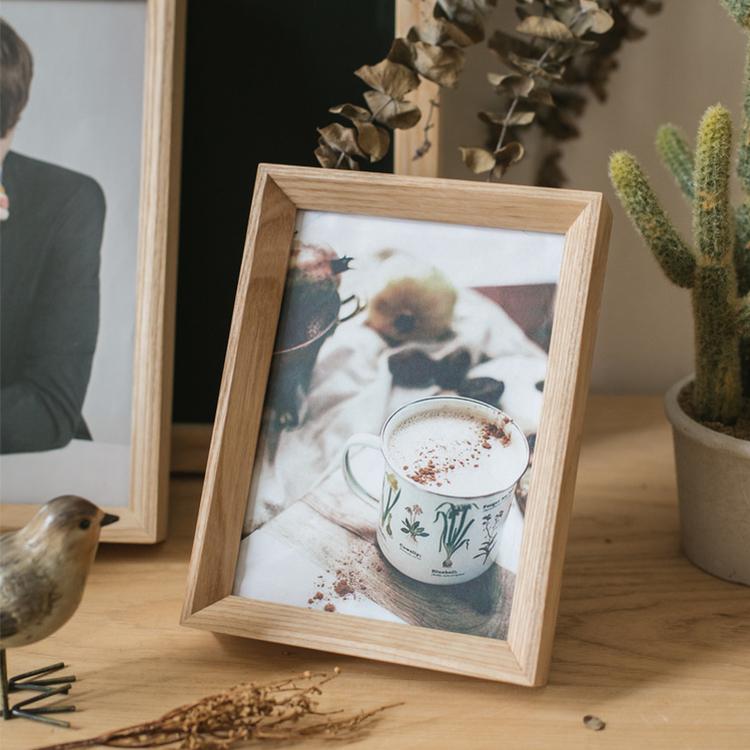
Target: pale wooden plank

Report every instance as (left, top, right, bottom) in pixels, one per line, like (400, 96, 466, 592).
(128, 0, 185, 543)
(183, 171, 298, 615)
(170, 423, 212, 474)
(394, 0, 440, 177)
(266, 163, 595, 233)
(508, 196, 612, 684)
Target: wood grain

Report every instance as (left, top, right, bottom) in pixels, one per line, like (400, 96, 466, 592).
(0, 0, 185, 544)
(183, 171, 297, 615)
(509, 196, 612, 684)
(170, 423, 211, 475)
(394, 0, 440, 177)
(267, 164, 594, 233)
(3, 398, 749, 750)
(181, 164, 612, 685)
(128, 0, 185, 543)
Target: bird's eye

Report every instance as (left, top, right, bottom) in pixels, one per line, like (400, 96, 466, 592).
(79, 519, 91, 530)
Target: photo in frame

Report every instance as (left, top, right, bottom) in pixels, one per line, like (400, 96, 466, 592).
(0, 0, 184, 542)
(182, 165, 611, 685)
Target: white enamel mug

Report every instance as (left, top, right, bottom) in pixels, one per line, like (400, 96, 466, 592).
(342, 396, 529, 585)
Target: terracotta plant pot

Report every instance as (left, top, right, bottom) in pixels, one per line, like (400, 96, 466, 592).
(664, 375, 750, 586)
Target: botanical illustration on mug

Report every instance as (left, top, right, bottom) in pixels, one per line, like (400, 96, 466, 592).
(234, 210, 564, 640)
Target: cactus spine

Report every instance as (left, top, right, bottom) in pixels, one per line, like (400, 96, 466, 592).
(609, 0, 750, 426)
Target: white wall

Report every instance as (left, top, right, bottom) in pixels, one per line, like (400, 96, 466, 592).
(438, 0, 746, 393)
(3, 0, 146, 442)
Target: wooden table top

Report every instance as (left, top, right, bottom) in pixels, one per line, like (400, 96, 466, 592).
(2, 396, 749, 749)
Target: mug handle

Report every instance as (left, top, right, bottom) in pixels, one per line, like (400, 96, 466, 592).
(342, 433, 381, 509)
(339, 293, 366, 322)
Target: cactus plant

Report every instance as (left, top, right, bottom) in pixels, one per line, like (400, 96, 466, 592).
(609, 0, 750, 427)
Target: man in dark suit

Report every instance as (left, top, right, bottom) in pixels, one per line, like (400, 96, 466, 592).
(0, 18, 105, 454)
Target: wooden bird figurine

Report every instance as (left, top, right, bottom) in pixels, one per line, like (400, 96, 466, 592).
(0, 495, 118, 726)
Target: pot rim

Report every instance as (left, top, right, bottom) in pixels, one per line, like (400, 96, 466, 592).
(664, 374, 750, 457)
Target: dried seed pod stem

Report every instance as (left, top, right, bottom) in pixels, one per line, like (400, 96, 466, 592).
(33, 671, 400, 750)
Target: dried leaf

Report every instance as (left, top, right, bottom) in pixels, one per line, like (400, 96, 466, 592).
(411, 41, 465, 87)
(536, 148, 566, 188)
(459, 146, 496, 174)
(354, 121, 390, 162)
(491, 140, 525, 179)
(642, 1, 663, 15)
(536, 106, 579, 140)
(479, 109, 536, 126)
(355, 58, 419, 99)
(488, 29, 537, 64)
(468, 0, 496, 12)
(434, 0, 489, 45)
(386, 37, 415, 68)
(329, 103, 371, 122)
(516, 16, 574, 41)
(314, 138, 340, 169)
(488, 32, 563, 80)
(509, 53, 563, 81)
(583, 715, 606, 732)
(407, 17, 470, 47)
(579, 2, 615, 34)
(314, 137, 359, 170)
(487, 73, 535, 97)
(528, 87, 554, 106)
(437, 0, 497, 17)
(364, 90, 421, 129)
(316, 123, 365, 171)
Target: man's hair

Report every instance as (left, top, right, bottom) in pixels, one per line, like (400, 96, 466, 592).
(0, 18, 33, 138)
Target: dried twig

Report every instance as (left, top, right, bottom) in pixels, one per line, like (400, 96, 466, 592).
(34, 670, 400, 750)
(413, 99, 440, 160)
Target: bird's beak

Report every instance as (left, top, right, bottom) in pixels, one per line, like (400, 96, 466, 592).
(101, 513, 119, 527)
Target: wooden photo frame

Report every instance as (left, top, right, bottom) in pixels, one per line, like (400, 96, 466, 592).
(0, 0, 185, 543)
(182, 164, 610, 685)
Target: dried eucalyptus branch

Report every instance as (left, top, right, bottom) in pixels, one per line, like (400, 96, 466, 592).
(462, 0, 634, 182)
(414, 98, 440, 160)
(33, 671, 400, 750)
(315, 0, 497, 170)
(460, 0, 662, 185)
(315, 0, 660, 184)
(534, 0, 664, 186)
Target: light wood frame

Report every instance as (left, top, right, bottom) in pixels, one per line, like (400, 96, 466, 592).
(182, 164, 611, 686)
(0, 0, 185, 543)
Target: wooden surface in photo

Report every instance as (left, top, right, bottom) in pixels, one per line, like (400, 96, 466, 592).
(0, 0, 185, 544)
(3, 397, 749, 750)
(181, 164, 612, 686)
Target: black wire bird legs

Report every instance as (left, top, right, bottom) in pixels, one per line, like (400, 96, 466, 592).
(0, 648, 76, 728)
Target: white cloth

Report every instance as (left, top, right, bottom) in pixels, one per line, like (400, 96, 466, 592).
(244, 281, 547, 533)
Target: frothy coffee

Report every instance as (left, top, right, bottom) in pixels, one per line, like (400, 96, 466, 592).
(386, 401, 528, 497)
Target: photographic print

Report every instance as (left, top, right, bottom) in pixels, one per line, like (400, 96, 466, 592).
(0, 1, 183, 541)
(183, 165, 610, 685)
(233, 211, 562, 640)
